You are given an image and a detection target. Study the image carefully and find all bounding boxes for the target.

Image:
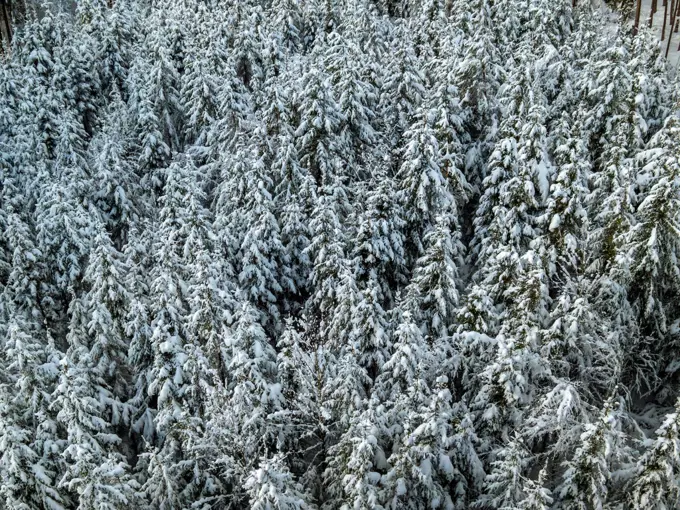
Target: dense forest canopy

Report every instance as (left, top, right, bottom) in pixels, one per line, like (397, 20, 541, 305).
(1, 0, 680, 508)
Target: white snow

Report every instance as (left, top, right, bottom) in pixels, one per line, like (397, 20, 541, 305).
(640, 0, 680, 67)
(590, 0, 680, 66)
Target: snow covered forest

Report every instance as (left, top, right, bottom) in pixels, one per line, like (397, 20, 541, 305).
(2, 0, 680, 508)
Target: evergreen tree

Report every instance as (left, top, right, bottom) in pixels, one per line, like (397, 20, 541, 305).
(535, 112, 589, 279)
(223, 301, 281, 467)
(53, 311, 137, 509)
(381, 376, 458, 510)
(451, 0, 502, 141)
(245, 454, 315, 510)
(324, 33, 379, 176)
(323, 407, 387, 510)
(631, 398, 680, 510)
(294, 61, 345, 186)
(380, 30, 426, 146)
(81, 230, 131, 407)
(0, 316, 65, 510)
(237, 150, 287, 332)
(403, 216, 463, 340)
(476, 438, 531, 509)
(2, 2, 680, 507)
(556, 396, 632, 510)
(305, 179, 350, 321)
(621, 117, 680, 355)
(397, 111, 454, 254)
(90, 91, 139, 244)
(352, 170, 406, 306)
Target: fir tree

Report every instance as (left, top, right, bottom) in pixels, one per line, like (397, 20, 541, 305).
(381, 376, 458, 510)
(2, 2, 680, 507)
(245, 454, 315, 510)
(631, 398, 680, 510)
(403, 216, 463, 340)
(0, 316, 65, 510)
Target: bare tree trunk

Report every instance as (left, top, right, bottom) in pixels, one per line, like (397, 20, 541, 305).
(676, 5, 680, 49)
(663, 0, 669, 39)
(650, 0, 658, 27)
(666, 0, 680, 56)
(672, 0, 676, 30)
(0, 0, 12, 49)
(635, 0, 643, 34)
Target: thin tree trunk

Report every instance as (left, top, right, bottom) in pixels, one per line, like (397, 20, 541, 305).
(635, 0, 643, 34)
(672, 0, 676, 30)
(666, 0, 679, 56)
(0, 1, 11, 48)
(650, 0, 658, 28)
(663, 0, 669, 39)
(667, 32, 673, 57)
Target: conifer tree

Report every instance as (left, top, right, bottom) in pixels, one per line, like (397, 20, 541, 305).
(81, 230, 131, 407)
(223, 301, 281, 467)
(0, 316, 65, 510)
(352, 170, 407, 306)
(397, 111, 454, 254)
(631, 398, 680, 510)
(53, 300, 137, 509)
(556, 396, 632, 510)
(380, 30, 426, 146)
(294, 62, 346, 186)
(237, 150, 287, 332)
(535, 112, 589, 279)
(305, 179, 350, 321)
(324, 33, 379, 176)
(476, 437, 530, 510)
(90, 91, 139, 244)
(451, 0, 503, 141)
(2, 1, 680, 507)
(245, 454, 315, 510)
(381, 376, 458, 510)
(621, 116, 680, 346)
(323, 407, 387, 510)
(403, 216, 463, 340)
